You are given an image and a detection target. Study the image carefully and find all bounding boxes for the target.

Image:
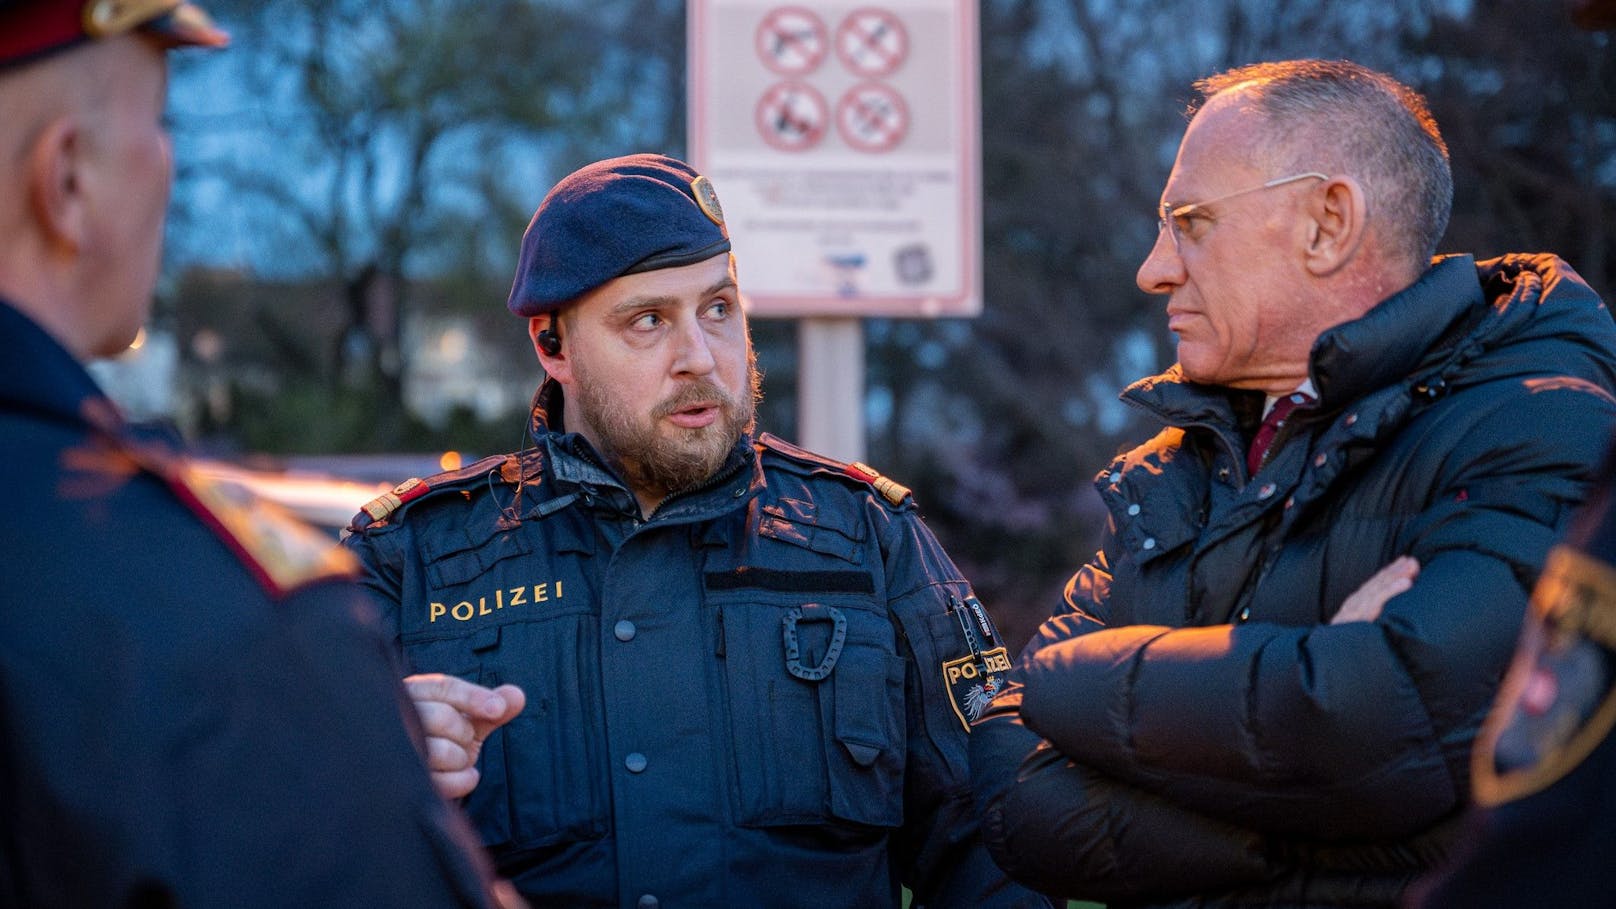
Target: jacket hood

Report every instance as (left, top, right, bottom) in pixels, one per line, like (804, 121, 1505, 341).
(1313, 253, 1616, 409)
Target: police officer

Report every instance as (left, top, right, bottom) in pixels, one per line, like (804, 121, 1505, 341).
(342, 153, 1050, 909)
(1408, 455, 1616, 904)
(0, 3, 508, 905)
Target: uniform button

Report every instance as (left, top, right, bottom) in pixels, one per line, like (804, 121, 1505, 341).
(1141, 537, 1156, 551)
(1344, 412, 1358, 427)
(637, 896, 660, 909)
(1109, 471, 1123, 485)
(1257, 483, 1276, 500)
(614, 620, 637, 642)
(1237, 607, 1251, 622)
(732, 487, 744, 498)
(625, 752, 648, 773)
(1127, 503, 1141, 516)
(1314, 452, 1329, 467)
(1284, 496, 1295, 510)
(1217, 466, 1232, 482)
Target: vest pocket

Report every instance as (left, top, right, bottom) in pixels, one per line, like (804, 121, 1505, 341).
(403, 614, 609, 851)
(717, 596, 905, 829)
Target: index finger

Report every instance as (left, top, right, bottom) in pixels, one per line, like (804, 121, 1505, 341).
(404, 672, 511, 721)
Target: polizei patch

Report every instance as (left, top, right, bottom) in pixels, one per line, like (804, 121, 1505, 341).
(1473, 545, 1616, 806)
(943, 646, 1011, 731)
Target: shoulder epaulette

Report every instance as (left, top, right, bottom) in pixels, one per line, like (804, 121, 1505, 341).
(352, 452, 521, 528)
(170, 460, 359, 598)
(757, 432, 912, 507)
(357, 476, 432, 525)
(844, 461, 912, 507)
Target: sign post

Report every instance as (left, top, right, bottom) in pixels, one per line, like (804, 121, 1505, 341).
(689, 0, 980, 462)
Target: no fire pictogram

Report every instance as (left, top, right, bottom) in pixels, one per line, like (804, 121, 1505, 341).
(837, 82, 908, 152)
(756, 81, 828, 151)
(755, 7, 827, 75)
(835, 8, 908, 77)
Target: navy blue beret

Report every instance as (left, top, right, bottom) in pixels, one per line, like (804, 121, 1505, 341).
(506, 154, 731, 317)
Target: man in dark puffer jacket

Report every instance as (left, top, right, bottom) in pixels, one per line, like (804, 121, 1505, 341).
(970, 59, 1616, 908)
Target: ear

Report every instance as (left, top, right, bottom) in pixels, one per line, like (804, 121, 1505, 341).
(529, 315, 571, 382)
(25, 116, 89, 254)
(1302, 175, 1368, 277)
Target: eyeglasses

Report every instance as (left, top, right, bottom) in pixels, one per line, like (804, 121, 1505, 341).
(1157, 172, 1329, 251)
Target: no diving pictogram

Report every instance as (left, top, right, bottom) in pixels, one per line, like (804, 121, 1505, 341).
(755, 7, 827, 75)
(756, 81, 828, 151)
(837, 82, 908, 152)
(835, 8, 908, 77)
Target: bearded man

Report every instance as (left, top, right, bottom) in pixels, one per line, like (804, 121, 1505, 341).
(341, 154, 1049, 909)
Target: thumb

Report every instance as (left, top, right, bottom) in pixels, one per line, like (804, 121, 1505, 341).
(471, 683, 526, 741)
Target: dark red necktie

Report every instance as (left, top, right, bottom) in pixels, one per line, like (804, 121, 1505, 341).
(1247, 392, 1314, 476)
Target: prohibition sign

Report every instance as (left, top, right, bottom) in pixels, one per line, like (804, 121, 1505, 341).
(837, 81, 908, 152)
(756, 81, 828, 151)
(755, 6, 827, 75)
(835, 8, 908, 77)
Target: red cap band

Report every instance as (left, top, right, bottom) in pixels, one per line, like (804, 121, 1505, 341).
(0, 0, 227, 69)
(0, 1, 87, 67)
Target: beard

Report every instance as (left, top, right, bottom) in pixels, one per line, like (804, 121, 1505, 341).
(571, 348, 762, 499)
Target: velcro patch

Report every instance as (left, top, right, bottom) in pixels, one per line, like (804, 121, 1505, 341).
(1473, 545, 1616, 806)
(942, 646, 1012, 731)
(704, 567, 874, 594)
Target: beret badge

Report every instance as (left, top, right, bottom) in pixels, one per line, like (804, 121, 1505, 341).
(84, 0, 164, 37)
(692, 175, 725, 227)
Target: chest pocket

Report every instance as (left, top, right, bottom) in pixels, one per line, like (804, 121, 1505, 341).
(403, 606, 609, 854)
(706, 510, 906, 830)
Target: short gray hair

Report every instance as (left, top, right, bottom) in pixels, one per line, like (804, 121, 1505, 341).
(1193, 59, 1453, 267)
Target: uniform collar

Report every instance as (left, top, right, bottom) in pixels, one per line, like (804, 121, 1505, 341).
(0, 296, 121, 433)
(535, 391, 762, 522)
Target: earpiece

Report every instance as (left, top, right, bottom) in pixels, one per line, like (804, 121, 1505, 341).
(536, 326, 561, 356)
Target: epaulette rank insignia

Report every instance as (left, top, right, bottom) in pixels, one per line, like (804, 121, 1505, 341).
(169, 461, 358, 598)
(361, 477, 431, 523)
(845, 462, 911, 507)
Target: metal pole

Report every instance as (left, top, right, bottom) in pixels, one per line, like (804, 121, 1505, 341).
(797, 317, 865, 463)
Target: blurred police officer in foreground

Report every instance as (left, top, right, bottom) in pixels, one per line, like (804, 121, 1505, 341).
(341, 153, 1050, 909)
(0, 3, 510, 905)
(1410, 456, 1616, 906)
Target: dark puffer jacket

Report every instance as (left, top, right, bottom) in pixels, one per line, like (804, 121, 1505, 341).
(970, 254, 1616, 907)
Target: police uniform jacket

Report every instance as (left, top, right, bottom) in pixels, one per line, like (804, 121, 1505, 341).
(0, 299, 499, 908)
(969, 254, 1616, 907)
(343, 379, 1049, 909)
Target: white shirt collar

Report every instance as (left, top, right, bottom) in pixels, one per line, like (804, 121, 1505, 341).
(1261, 377, 1318, 418)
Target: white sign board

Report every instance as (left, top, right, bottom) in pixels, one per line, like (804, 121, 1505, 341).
(689, 0, 981, 317)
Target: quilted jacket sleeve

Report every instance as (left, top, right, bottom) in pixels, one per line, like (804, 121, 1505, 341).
(971, 611, 1277, 903)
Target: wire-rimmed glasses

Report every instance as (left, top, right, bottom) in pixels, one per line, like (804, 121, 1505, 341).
(1157, 172, 1329, 251)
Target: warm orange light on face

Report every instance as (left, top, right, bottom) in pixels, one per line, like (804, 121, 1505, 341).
(440, 451, 463, 471)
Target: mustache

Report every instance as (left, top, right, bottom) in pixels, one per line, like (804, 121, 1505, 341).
(652, 380, 738, 419)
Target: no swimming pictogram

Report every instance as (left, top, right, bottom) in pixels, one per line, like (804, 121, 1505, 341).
(755, 6, 827, 75)
(756, 81, 828, 151)
(837, 82, 907, 152)
(835, 7, 908, 77)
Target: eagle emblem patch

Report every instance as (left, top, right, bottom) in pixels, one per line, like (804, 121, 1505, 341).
(1473, 545, 1616, 806)
(942, 646, 1011, 731)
